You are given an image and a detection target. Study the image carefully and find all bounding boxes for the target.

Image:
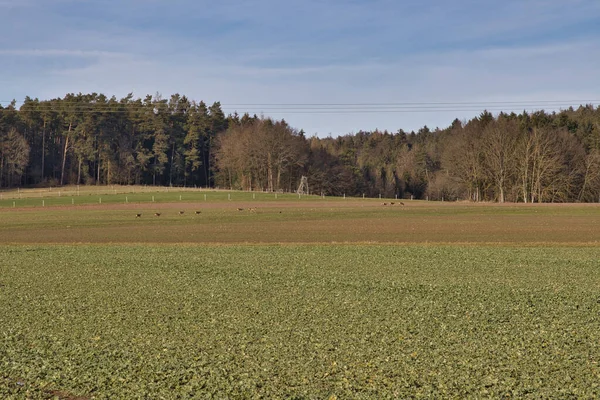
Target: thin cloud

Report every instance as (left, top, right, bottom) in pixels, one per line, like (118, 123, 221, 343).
(1, 0, 599, 135)
(0, 49, 128, 58)
(0, 0, 32, 7)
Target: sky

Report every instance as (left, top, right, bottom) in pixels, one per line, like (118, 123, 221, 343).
(1, 0, 599, 136)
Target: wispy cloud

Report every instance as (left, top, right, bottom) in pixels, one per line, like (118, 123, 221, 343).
(0, 0, 32, 8)
(1, 0, 599, 134)
(0, 49, 127, 58)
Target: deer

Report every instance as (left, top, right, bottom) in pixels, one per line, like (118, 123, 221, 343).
(195, 211, 202, 215)
(178, 211, 185, 215)
(135, 213, 142, 218)
(154, 212, 161, 217)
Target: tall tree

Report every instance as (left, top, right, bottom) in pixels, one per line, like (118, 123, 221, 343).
(207, 102, 228, 186)
(0, 128, 30, 187)
(183, 101, 211, 186)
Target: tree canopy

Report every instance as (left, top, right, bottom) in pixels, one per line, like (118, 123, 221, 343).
(1, 93, 600, 202)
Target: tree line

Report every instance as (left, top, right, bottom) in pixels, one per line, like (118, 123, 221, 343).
(1, 93, 599, 202)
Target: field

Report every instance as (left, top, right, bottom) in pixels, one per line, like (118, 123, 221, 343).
(1, 187, 599, 398)
(1, 186, 599, 245)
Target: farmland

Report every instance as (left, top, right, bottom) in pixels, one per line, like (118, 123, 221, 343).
(1, 188, 599, 398)
(1, 187, 599, 245)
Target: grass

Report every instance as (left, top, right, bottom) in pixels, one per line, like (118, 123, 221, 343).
(1, 245, 599, 398)
(1, 188, 599, 397)
(0, 186, 338, 208)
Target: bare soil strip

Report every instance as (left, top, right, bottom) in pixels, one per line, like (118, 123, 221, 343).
(1, 201, 598, 245)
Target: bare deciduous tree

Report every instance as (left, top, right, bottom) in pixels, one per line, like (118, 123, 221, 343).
(481, 117, 520, 203)
(215, 118, 307, 192)
(579, 150, 600, 201)
(442, 121, 487, 201)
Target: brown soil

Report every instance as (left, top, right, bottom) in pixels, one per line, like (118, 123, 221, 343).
(1, 201, 599, 245)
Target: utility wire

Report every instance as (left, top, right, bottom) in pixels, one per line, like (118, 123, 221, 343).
(221, 100, 600, 106)
(0, 100, 597, 114)
(0, 107, 596, 114)
(1, 99, 598, 107)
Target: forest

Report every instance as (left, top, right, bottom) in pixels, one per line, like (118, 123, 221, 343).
(1, 93, 599, 202)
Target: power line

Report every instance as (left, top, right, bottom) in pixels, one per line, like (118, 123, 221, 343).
(0, 100, 597, 115)
(0, 107, 596, 114)
(1, 103, 597, 109)
(220, 100, 600, 106)
(1, 99, 599, 107)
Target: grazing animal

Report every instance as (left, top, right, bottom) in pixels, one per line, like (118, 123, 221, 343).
(195, 211, 202, 215)
(382, 202, 387, 206)
(154, 212, 161, 217)
(249, 207, 256, 212)
(179, 211, 185, 215)
(400, 202, 405, 206)
(237, 208, 244, 211)
(390, 202, 395, 205)
(135, 213, 142, 218)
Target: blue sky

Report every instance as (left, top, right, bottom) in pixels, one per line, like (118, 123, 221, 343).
(1, 0, 599, 136)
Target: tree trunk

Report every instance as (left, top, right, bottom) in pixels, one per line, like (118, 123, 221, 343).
(169, 141, 175, 186)
(7, 159, 12, 187)
(497, 171, 505, 203)
(207, 137, 212, 187)
(276, 166, 281, 192)
(41, 121, 46, 181)
(0, 154, 4, 188)
(267, 153, 273, 192)
(521, 155, 529, 203)
(60, 124, 71, 186)
(202, 140, 208, 187)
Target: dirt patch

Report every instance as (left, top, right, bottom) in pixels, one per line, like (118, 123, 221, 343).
(48, 389, 90, 400)
(1, 376, 90, 400)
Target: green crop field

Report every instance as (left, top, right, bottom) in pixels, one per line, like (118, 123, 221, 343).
(1, 188, 599, 398)
(0, 186, 334, 209)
